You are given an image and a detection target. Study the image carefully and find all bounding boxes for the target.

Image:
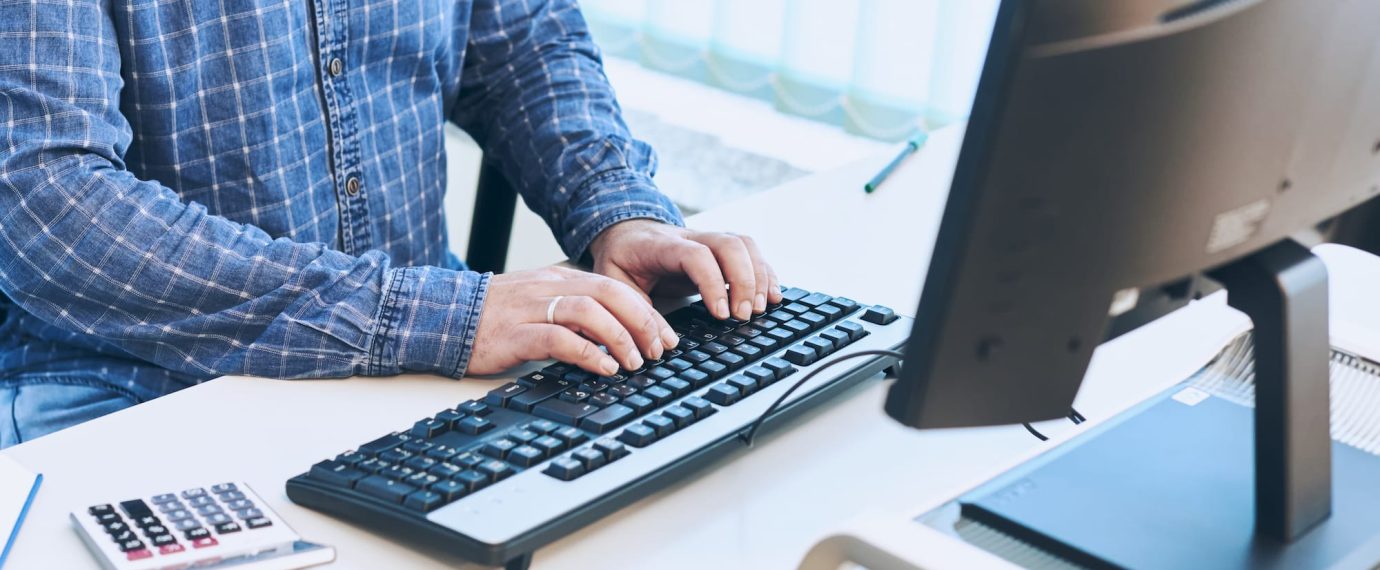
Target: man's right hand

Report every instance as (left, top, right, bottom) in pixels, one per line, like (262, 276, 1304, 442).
(466, 267, 681, 376)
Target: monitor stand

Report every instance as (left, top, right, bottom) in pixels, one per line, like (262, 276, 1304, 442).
(958, 240, 1380, 568)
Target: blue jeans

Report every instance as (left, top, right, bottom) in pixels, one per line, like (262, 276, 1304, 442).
(0, 376, 144, 447)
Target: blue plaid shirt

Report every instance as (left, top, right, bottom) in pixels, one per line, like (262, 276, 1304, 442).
(0, 0, 682, 404)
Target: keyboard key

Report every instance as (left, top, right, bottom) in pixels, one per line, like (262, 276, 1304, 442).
(214, 522, 242, 534)
(427, 462, 464, 479)
(457, 400, 492, 416)
(726, 375, 758, 396)
(682, 350, 711, 364)
(404, 456, 439, 472)
(481, 438, 518, 460)
(517, 372, 553, 387)
(621, 394, 655, 414)
(434, 409, 468, 428)
(836, 321, 867, 341)
(829, 297, 860, 312)
(718, 334, 746, 347)
(360, 433, 407, 456)
(404, 490, 445, 512)
(610, 384, 638, 398)
(508, 379, 571, 412)
(735, 325, 762, 339)
(579, 404, 636, 434)
(800, 292, 833, 307)
(766, 328, 794, 343)
(815, 304, 843, 320)
(697, 360, 728, 380)
(799, 312, 827, 329)
(732, 343, 763, 360)
(356, 476, 416, 504)
(245, 517, 273, 530)
(456, 416, 496, 435)
(559, 388, 592, 403)
(402, 439, 436, 454)
(527, 419, 560, 434)
(782, 302, 810, 315)
(531, 435, 565, 455)
(379, 448, 413, 463)
(763, 358, 796, 379)
(507, 445, 545, 467)
(704, 383, 742, 406)
(572, 448, 607, 471)
(820, 328, 851, 350)
(485, 382, 528, 407)
(592, 438, 630, 461)
(379, 465, 416, 481)
(681, 396, 717, 420)
(861, 305, 898, 325)
(804, 336, 834, 357)
(784, 345, 817, 366)
(477, 460, 515, 482)
(429, 479, 469, 501)
(589, 392, 619, 407)
(552, 426, 589, 445)
(534, 399, 601, 426)
(714, 351, 745, 368)
(643, 415, 676, 437)
(647, 367, 675, 381)
(564, 370, 595, 384)
(780, 287, 809, 302)
(617, 424, 657, 447)
(679, 369, 711, 388)
(628, 375, 657, 390)
(750, 335, 781, 352)
(425, 444, 461, 461)
(783, 320, 811, 338)
(405, 471, 441, 491)
(453, 470, 490, 492)
(743, 366, 775, 385)
(661, 378, 691, 397)
(544, 458, 586, 481)
(662, 406, 695, 429)
(642, 385, 674, 406)
(411, 418, 448, 439)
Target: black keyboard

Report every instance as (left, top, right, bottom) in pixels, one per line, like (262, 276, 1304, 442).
(285, 286, 909, 569)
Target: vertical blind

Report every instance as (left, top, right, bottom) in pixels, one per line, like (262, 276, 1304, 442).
(581, 0, 1001, 141)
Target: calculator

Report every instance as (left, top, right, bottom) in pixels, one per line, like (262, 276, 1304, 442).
(71, 481, 335, 570)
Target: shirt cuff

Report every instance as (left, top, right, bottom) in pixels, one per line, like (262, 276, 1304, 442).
(560, 169, 684, 262)
(369, 266, 491, 378)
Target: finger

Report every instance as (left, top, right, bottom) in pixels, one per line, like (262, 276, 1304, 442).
(737, 234, 773, 313)
(547, 273, 676, 357)
(693, 233, 756, 320)
(672, 240, 732, 320)
(549, 295, 644, 371)
(518, 324, 620, 376)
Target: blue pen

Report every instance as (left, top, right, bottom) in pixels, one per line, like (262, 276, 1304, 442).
(864, 131, 929, 194)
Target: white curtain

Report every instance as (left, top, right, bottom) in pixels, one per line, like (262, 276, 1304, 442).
(582, 0, 1001, 141)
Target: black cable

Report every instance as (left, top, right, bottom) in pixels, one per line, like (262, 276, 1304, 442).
(1023, 422, 1050, 441)
(738, 349, 906, 448)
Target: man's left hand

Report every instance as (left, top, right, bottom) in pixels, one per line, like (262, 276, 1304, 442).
(588, 219, 783, 321)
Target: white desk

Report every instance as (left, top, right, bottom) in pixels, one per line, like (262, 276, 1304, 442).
(5, 125, 1361, 570)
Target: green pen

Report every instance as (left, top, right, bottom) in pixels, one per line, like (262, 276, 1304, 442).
(864, 131, 929, 194)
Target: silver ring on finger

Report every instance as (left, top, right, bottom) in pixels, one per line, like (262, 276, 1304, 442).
(546, 295, 564, 325)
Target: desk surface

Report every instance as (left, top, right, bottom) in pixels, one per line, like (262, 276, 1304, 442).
(1, 126, 1265, 569)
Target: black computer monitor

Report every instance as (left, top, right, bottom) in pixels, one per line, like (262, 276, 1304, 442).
(884, 0, 1380, 566)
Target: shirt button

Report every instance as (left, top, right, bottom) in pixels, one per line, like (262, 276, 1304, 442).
(329, 57, 344, 77)
(345, 177, 361, 196)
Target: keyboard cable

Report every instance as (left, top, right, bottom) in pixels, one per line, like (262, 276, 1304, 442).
(739, 349, 906, 448)
(733, 348, 1090, 446)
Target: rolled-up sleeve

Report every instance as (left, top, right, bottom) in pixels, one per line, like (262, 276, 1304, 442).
(450, 0, 684, 262)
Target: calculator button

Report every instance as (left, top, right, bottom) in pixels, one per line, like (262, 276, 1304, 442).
(217, 490, 246, 502)
(151, 493, 178, 505)
(246, 517, 273, 530)
(134, 515, 161, 528)
(191, 536, 218, 549)
(95, 512, 121, 525)
(210, 483, 238, 495)
(194, 505, 222, 517)
(180, 488, 207, 500)
(111, 530, 137, 543)
(184, 527, 210, 541)
(165, 509, 193, 522)
(235, 508, 263, 520)
(126, 548, 152, 561)
(188, 496, 214, 508)
(214, 521, 242, 534)
(143, 524, 169, 536)
(157, 501, 186, 513)
(88, 504, 114, 516)
(117, 538, 145, 552)
(119, 500, 154, 519)
(150, 533, 177, 547)
(174, 519, 201, 532)
(225, 499, 254, 511)
(204, 513, 232, 526)
(103, 520, 129, 534)
(159, 543, 185, 555)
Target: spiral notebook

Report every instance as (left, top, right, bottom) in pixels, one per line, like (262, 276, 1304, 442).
(0, 455, 41, 568)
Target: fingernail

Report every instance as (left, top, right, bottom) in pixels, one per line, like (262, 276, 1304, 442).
(737, 300, 753, 320)
(602, 357, 619, 375)
(627, 350, 644, 371)
(661, 327, 680, 349)
(754, 294, 767, 313)
(717, 298, 730, 319)
(651, 339, 664, 361)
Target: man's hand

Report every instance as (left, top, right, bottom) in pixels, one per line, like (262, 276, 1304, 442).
(468, 267, 679, 376)
(588, 219, 783, 321)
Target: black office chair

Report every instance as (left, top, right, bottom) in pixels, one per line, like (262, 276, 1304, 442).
(465, 162, 518, 274)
